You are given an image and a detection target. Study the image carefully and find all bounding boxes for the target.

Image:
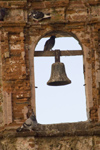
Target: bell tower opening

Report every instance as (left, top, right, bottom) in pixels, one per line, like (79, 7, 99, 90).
(34, 36, 87, 124)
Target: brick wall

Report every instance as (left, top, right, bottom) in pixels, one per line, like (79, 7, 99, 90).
(0, 0, 32, 125)
(0, 0, 100, 149)
(0, 0, 100, 125)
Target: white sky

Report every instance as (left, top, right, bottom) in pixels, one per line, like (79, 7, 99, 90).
(34, 37, 87, 124)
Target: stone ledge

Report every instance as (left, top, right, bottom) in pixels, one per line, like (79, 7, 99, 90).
(88, 0, 100, 5)
(1, 121, 100, 139)
(0, 1, 27, 8)
(0, 21, 26, 27)
(31, 0, 69, 9)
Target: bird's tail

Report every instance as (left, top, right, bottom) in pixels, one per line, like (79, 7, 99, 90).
(16, 125, 23, 132)
(44, 13, 51, 19)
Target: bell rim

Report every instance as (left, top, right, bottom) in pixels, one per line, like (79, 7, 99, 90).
(47, 80, 71, 86)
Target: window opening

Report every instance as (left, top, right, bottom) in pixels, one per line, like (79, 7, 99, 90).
(34, 37, 87, 124)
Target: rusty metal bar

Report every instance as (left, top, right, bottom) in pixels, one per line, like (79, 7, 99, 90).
(34, 50, 83, 57)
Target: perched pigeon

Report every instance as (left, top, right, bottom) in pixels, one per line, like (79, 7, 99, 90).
(29, 10, 51, 22)
(44, 36, 56, 51)
(16, 112, 37, 132)
(0, 8, 6, 21)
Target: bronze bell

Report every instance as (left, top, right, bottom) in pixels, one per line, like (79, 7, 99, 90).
(47, 50, 71, 86)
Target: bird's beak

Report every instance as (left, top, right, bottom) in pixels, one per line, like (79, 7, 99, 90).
(28, 13, 31, 16)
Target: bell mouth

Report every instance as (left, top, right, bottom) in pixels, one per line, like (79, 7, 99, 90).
(47, 80, 71, 86)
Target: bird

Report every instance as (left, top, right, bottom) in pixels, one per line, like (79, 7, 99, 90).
(16, 112, 37, 132)
(28, 10, 51, 22)
(0, 8, 6, 21)
(44, 36, 56, 51)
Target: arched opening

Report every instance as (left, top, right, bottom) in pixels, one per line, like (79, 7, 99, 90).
(34, 36, 87, 124)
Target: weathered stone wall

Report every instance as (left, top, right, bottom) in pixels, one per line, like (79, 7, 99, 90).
(0, 0, 100, 149)
(0, 0, 100, 125)
(27, 0, 100, 122)
(1, 122, 100, 150)
(0, 136, 95, 150)
(0, 0, 32, 126)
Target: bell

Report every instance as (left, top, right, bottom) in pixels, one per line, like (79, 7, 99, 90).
(47, 62, 71, 86)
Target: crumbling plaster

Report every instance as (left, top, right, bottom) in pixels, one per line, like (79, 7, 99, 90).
(0, 0, 100, 149)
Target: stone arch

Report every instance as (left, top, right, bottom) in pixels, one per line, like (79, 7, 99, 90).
(38, 30, 83, 50)
(30, 29, 85, 117)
